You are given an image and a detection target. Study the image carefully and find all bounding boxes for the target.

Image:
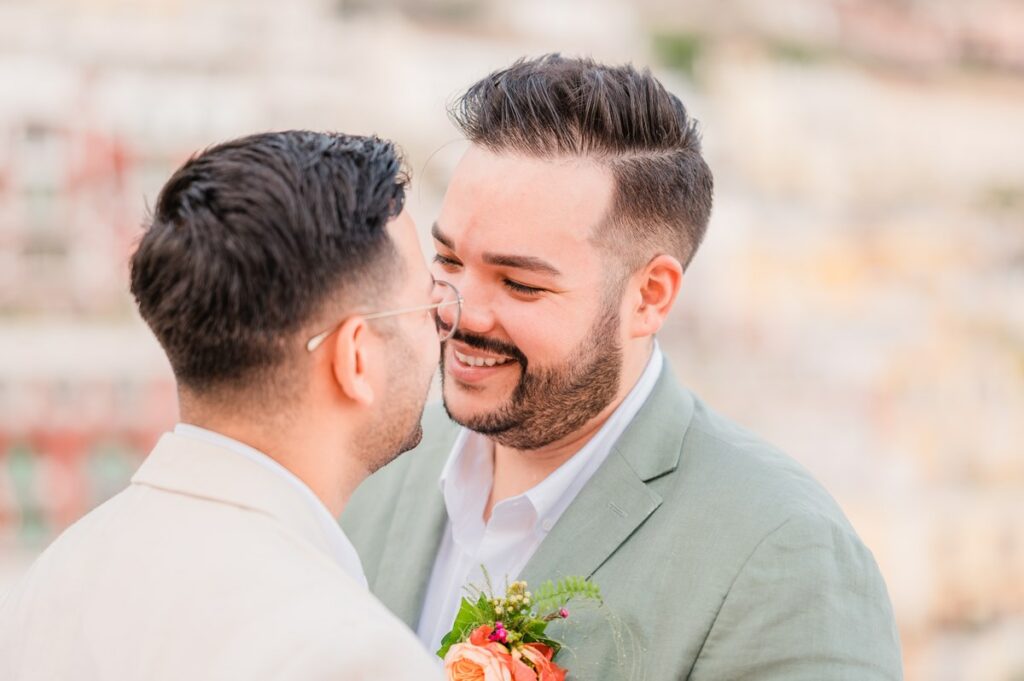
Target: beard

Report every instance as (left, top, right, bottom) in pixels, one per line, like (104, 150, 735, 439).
(358, 330, 431, 474)
(440, 302, 623, 451)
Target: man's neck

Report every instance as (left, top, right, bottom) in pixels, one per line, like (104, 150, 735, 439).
(486, 406, 615, 521)
(179, 411, 364, 518)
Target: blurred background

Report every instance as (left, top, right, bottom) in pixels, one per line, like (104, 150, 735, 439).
(1, 0, 1022, 678)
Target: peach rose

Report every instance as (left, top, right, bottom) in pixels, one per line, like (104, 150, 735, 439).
(520, 643, 566, 681)
(445, 641, 513, 681)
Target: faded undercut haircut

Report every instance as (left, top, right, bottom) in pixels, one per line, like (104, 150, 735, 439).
(130, 130, 408, 396)
(450, 54, 714, 272)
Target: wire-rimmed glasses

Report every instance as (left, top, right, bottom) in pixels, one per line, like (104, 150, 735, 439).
(306, 279, 462, 352)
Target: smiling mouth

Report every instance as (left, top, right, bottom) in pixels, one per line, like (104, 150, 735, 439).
(452, 348, 514, 368)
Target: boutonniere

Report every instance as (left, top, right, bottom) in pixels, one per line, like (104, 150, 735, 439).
(437, 574, 603, 680)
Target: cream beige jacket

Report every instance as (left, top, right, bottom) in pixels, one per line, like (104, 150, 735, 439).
(0, 433, 439, 681)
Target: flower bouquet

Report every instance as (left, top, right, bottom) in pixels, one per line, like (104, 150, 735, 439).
(438, 575, 602, 681)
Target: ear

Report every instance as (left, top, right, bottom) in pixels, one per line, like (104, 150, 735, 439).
(626, 254, 683, 339)
(331, 316, 376, 406)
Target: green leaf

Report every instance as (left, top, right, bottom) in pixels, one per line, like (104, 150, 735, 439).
(474, 593, 495, 621)
(436, 631, 459, 660)
(523, 619, 549, 638)
(436, 596, 488, 659)
(518, 618, 560, 654)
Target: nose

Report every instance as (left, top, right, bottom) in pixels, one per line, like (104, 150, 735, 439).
(445, 281, 496, 336)
(430, 259, 498, 337)
(456, 301, 497, 336)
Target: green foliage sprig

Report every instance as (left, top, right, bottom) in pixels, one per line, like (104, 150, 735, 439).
(436, 572, 603, 659)
(531, 576, 603, 617)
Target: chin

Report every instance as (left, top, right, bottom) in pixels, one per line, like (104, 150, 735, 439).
(398, 424, 424, 454)
(367, 424, 424, 474)
(443, 383, 498, 417)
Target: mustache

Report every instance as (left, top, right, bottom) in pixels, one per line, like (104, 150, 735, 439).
(440, 326, 528, 367)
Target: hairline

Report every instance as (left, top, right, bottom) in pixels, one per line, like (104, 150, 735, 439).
(466, 143, 689, 274)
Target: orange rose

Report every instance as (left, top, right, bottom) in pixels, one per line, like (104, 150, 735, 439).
(445, 641, 513, 681)
(508, 650, 540, 681)
(520, 643, 566, 681)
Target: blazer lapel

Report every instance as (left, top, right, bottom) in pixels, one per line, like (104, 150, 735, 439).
(520, 362, 695, 586)
(371, 416, 459, 627)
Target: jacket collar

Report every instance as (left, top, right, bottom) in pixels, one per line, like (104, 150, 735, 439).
(519, 360, 694, 585)
(373, 360, 695, 624)
(131, 433, 337, 563)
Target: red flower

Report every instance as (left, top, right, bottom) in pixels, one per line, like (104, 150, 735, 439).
(469, 625, 501, 647)
(520, 643, 566, 681)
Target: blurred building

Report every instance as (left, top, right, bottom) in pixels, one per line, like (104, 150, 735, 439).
(1, 1, 1022, 679)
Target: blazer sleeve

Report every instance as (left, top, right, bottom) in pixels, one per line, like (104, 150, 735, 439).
(256, 623, 443, 681)
(689, 512, 904, 681)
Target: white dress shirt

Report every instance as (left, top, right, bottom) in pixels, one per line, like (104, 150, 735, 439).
(416, 343, 664, 651)
(174, 423, 368, 588)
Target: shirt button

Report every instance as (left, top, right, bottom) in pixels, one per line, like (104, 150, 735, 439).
(541, 518, 555, 532)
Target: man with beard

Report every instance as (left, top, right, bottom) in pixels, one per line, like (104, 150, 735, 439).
(0, 131, 452, 680)
(342, 56, 903, 680)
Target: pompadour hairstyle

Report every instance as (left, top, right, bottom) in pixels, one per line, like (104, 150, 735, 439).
(450, 54, 714, 270)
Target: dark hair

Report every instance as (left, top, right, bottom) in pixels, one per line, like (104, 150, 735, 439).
(450, 54, 713, 270)
(130, 130, 407, 394)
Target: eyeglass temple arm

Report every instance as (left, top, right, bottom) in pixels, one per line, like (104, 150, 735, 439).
(306, 298, 461, 352)
(361, 298, 460, 320)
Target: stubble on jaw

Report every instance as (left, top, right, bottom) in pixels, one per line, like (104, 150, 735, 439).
(358, 334, 431, 474)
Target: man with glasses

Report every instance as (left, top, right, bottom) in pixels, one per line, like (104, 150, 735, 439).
(343, 56, 903, 680)
(0, 131, 454, 680)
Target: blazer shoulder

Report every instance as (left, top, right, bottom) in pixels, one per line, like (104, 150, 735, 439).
(691, 505, 902, 680)
(672, 394, 855, 533)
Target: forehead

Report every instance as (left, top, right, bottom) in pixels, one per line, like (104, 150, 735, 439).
(438, 146, 614, 265)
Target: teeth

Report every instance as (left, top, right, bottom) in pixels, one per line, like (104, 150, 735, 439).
(454, 349, 511, 368)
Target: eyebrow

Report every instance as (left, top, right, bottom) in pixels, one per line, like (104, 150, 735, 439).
(431, 222, 563, 278)
(482, 253, 562, 277)
(431, 222, 454, 249)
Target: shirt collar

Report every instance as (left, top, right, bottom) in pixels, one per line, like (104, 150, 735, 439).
(173, 423, 368, 588)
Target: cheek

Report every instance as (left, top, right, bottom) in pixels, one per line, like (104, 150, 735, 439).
(499, 304, 589, 365)
(404, 315, 438, 367)
(421, 319, 441, 363)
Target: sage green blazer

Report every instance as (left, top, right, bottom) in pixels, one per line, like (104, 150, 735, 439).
(342, 363, 903, 680)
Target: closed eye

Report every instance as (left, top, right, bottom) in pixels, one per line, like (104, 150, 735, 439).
(435, 253, 546, 296)
(433, 253, 462, 270)
(504, 279, 546, 296)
